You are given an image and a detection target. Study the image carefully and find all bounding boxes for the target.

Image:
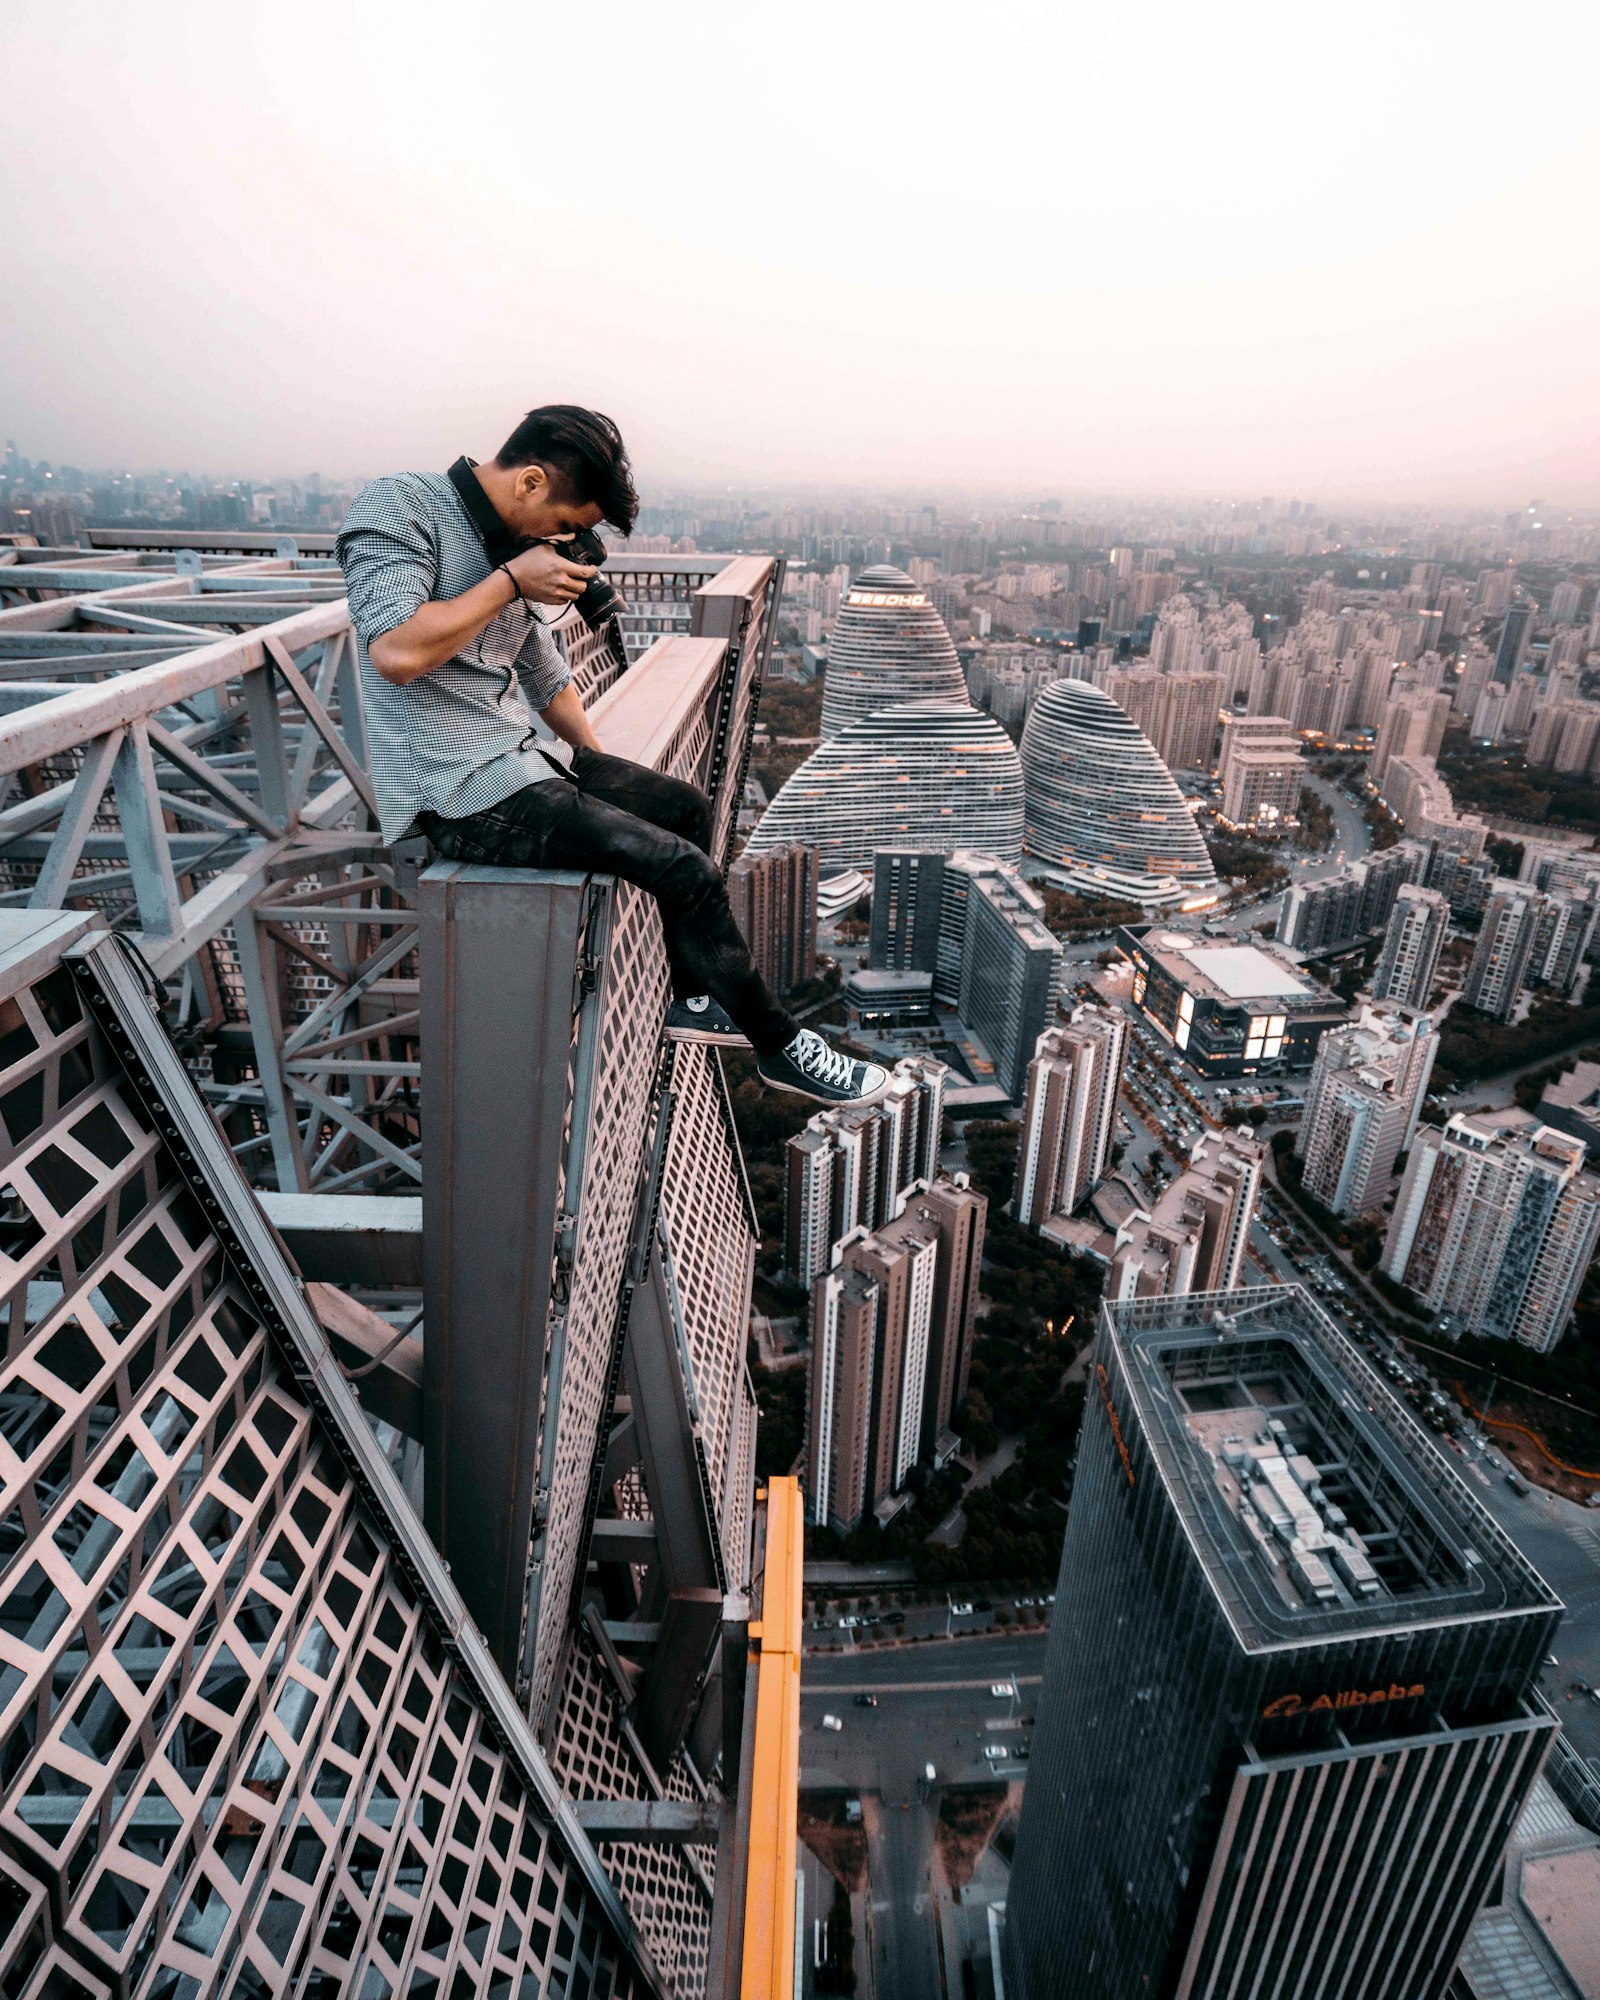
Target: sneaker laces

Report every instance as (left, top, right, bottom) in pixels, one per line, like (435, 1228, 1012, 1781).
(793, 1033, 858, 1091)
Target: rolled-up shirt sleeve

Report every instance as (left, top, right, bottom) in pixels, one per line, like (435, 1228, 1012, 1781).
(516, 613, 574, 711)
(336, 480, 438, 646)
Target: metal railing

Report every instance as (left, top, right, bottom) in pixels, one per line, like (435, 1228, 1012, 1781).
(0, 559, 672, 1197)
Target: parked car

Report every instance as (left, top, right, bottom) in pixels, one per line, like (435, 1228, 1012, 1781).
(855, 1693, 879, 1708)
(983, 1744, 1009, 1760)
(991, 1682, 1017, 1699)
(821, 1714, 843, 1732)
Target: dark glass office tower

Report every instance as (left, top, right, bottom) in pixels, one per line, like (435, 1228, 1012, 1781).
(1004, 1285, 1561, 2000)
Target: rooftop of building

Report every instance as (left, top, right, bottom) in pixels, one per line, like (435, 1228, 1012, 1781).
(844, 967, 935, 995)
(1317, 1002, 1433, 1081)
(1128, 927, 1325, 1004)
(1435, 1111, 1592, 1171)
(1103, 1284, 1560, 1652)
(1540, 1059, 1600, 1119)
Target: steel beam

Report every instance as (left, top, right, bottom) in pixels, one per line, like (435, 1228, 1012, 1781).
(419, 860, 599, 1682)
(257, 1191, 422, 1285)
(573, 1798, 723, 1845)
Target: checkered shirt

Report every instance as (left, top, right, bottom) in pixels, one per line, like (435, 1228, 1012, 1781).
(337, 471, 575, 844)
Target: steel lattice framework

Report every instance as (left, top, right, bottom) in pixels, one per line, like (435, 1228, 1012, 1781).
(0, 533, 796, 2000)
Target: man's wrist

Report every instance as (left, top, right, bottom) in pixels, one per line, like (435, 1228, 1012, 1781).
(496, 564, 522, 605)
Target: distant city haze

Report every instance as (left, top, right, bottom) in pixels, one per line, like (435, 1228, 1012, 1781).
(3, 0, 1598, 502)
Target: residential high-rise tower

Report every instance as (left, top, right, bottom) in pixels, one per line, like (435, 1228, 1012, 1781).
(1464, 887, 1547, 1020)
(1371, 882, 1449, 1008)
(805, 1174, 986, 1533)
(1381, 1113, 1600, 1351)
(1106, 1129, 1264, 1300)
(727, 839, 817, 994)
(1015, 1007, 1130, 1230)
(784, 1055, 947, 1283)
(1298, 1002, 1437, 1216)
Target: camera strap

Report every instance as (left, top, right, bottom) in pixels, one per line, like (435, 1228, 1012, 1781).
(446, 454, 523, 565)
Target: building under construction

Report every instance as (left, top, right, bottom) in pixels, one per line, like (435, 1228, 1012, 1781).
(0, 529, 801, 1998)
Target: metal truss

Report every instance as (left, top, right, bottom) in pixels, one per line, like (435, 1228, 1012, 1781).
(0, 910, 660, 1998)
(0, 536, 796, 1998)
(0, 550, 659, 1200)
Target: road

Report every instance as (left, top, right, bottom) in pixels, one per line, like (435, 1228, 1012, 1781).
(801, 1633, 1049, 2000)
(1457, 1454, 1600, 1765)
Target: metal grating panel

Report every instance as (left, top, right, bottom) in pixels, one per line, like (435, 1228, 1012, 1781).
(0, 917, 657, 1998)
(654, 1047, 757, 1591)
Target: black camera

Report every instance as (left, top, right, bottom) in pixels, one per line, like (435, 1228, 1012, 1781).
(539, 527, 626, 631)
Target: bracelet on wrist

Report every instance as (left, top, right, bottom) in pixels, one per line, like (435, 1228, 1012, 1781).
(498, 563, 521, 603)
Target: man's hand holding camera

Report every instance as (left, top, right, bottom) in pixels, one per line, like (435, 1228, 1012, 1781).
(503, 542, 598, 606)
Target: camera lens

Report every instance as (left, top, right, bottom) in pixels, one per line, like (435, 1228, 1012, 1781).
(564, 529, 625, 629)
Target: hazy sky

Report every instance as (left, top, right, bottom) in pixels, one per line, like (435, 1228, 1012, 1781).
(4, 0, 1598, 503)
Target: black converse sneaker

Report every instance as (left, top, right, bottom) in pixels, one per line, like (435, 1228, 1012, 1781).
(663, 995, 749, 1047)
(757, 1030, 892, 1105)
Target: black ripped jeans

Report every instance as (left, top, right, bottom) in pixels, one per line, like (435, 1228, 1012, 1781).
(421, 747, 801, 1058)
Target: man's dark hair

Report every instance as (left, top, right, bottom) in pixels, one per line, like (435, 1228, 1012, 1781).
(496, 405, 638, 534)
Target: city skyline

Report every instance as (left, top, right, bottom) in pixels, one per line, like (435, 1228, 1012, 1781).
(3, 4, 1598, 502)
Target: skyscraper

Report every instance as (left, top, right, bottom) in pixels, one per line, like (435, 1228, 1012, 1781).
(1370, 882, 1449, 1008)
(1277, 844, 1423, 954)
(1493, 602, 1535, 684)
(1217, 714, 1303, 832)
(1004, 1284, 1560, 2000)
(914, 1175, 986, 1461)
(1020, 680, 1220, 909)
(1106, 1128, 1264, 1299)
(956, 860, 1064, 1100)
(1370, 689, 1452, 783)
(727, 839, 817, 994)
(805, 1174, 986, 1533)
(1382, 1113, 1600, 1351)
(1464, 887, 1547, 1020)
(783, 1055, 946, 1283)
(870, 846, 949, 985)
(819, 563, 969, 738)
(1015, 1007, 1129, 1230)
(1297, 1002, 1437, 1215)
(744, 702, 1026, 876)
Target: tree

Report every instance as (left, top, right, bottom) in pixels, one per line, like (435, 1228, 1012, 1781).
(964, 1121, 1020, 1206)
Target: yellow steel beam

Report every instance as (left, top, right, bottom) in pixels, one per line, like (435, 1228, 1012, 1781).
(740, 1477, 803, 2000)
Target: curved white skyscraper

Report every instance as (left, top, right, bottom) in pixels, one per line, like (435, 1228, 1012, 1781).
(744, 702, 1024, 875)
(1020, 680, 1220, 909)
(819, 565, 967, 738)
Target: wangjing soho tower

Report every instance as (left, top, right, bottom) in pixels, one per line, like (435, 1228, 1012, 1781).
(819, 565, 968, 737)
(746, 702, 1024, 876)
(1020, 680, 1220, 909)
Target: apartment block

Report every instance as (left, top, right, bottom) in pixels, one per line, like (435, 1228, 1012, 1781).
(1464, 888, 1547, 1020)
(1298, 1003, 1437, 1215)
(1217, 714, 1303, 831)
(1106, 1129, 1264, 1300)
(727, 839, 817, 994)
(1383, 1114, 1600, 1351)
(1370, 883, 1449, 1008)
(1015, 1006, 1129, 1230)
(783, 1055, 947, 1283)
(805, 1174, 987, 1533)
